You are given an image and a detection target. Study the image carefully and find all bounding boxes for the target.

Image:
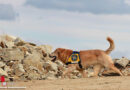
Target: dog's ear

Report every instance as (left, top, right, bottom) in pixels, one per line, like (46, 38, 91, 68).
(56, 48, 61, 57)
(55, 48, 64, 57)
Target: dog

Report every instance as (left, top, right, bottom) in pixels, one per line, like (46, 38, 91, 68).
(50, 37, 123, 78)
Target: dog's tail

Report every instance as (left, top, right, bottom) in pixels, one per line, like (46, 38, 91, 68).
(105, 37, 115, 54)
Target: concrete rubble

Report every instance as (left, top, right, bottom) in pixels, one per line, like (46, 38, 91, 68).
(0, 34, 129, 81)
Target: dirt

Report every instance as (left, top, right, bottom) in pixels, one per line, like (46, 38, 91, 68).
(2, 76, 130, 90)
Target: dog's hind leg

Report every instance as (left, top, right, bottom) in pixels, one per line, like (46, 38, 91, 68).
(109, 64, 123, 76)
(104, 55, 123, 76)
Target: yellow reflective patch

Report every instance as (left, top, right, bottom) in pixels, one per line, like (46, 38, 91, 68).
(68, 53, 80, 64)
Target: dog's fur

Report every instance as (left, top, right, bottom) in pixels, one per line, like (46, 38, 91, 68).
(50, 37, 123, 77)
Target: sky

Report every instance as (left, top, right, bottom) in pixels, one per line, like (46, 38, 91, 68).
(0, 0, 130, 58)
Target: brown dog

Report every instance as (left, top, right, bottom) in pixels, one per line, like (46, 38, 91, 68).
(50, 37, 123, 77)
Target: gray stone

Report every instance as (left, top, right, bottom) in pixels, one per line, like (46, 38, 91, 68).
(5, 41, 14, 48)
(43, 61, 58, 71)
(87, 67, 94, 77)
(37, 45, 52, 54)
(115, 57, 129, 68)
(14, 37, 26, 46)
(12, 63, 25, 76)
(55, 60, 64, 66)
(42, 71, 57, 80)
(23, 53, 44, 74)
(122, 68, 129, 76)
(0, 68, 8, 77)
(0, 61, 5, 68)
(14, 37, 23, 43)
(1, 48, 24, 61)
(27, 70, 41, 80)
(4, 66, 11, 73)
(0, 35, 16, 48)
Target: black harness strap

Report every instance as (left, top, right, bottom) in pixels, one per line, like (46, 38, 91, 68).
(78, 60, 83, 69)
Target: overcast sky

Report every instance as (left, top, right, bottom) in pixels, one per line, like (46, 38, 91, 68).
(0, 0, 130, 58)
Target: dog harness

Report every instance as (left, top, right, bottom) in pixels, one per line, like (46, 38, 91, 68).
(66, 51, 82, 69)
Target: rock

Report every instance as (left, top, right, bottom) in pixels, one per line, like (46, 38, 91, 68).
(42, 71, 57, 80)
(0, 68, 8, 77)
(114, 57, 129, 68)
(4, 65, 11, 74)
(0, 61, 5, 68)
(0, 41, 8, 48)
(9, 76, 20, 81)
(122, 67, 130, 76)
(0, 34, 16, 42)
(0, 40, 14, 49)
(70, 70, 81, 79)
(23, 53, 44, 74)
(23, 44, 35, 54)
(27, 70, 41, 80)
(47, 75, 57, 80)
(14, 37, 26, 46)
(55, 60, 64, 67)
(43, 61, 58, 71)
(14, 37, 23, 43)
(28, 42, 36, 46)
(12, 63, 25, 76)
(71, 75, 79, 79)
(5, 41, 14, 48)
(87, 67, 94, 77)
(1, 48, 24, 61)
(0, 35, 16, 48)
(37, 45, 52, 54)
(6, 61, 14, 67)
(33, 48, 46, 58)
(42, 62, 51, 72)
(72, 70, 80, 76)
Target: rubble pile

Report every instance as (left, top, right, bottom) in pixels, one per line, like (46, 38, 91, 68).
(0, 35, 129, 81)
(0, 35, 61, 81)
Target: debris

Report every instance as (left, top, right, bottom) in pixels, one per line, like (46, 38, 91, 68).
(0, 61, 5, 68)
(1, 48, 24, 61)
(38, 45, 52, 54)
(12, 63, 25, 76)
(0, 34, 129, 81)
(0, 68, 8, 77)
(114, 57, 129, 68)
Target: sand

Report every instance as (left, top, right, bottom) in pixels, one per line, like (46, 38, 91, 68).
(5, 76, 129, 90)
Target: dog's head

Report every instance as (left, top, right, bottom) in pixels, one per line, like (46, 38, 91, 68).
(49, 48, 64, 62)
(49, 48, 73, 63)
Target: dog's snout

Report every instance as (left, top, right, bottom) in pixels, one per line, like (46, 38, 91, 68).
(52, 56, 57, 62)
(49, 53, 57, 62)
(49, 54, 54, 58)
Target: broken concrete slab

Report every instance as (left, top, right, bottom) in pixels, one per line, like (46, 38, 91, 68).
(114, 57, 129, 68)
(1, 48, 24, 61)
(12, 63, 25, 76)
(43, 60, 58, 71)
(37, 45, 52, 54)
(0, 61, 5, 68)
(23, 54, 44, 74)
(0, 68, 8, 77)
